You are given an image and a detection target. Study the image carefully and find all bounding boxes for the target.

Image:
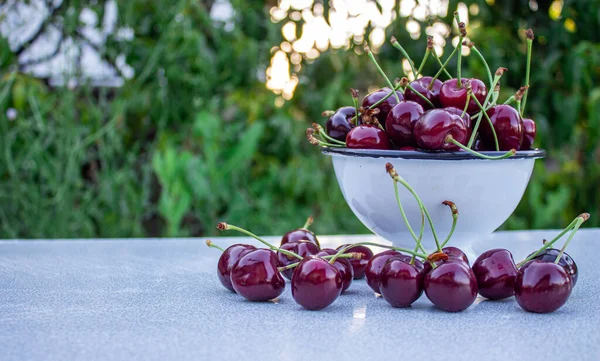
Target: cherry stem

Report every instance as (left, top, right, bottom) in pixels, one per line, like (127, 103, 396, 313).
(405, 81, 435, 108)
(387, 162, 442, 252)
(302, 215, 313, 230)
(503, 96, 515, 105)
(390, 37, 417, 77)
(351, 88, 360, 125)
(365, 45, 400, 102)
(440, 201, 459, 248)
(472, 45, 493, 87)
(432, 48, 452, 79)
(429, 46, 458, 88)
(516, 213, 589, 267)
(454, 13, 465, 89)
(393, 179, 427, 254)
(330, 242, 428, 265)
(205, 240, 224, 252)
(554, 213, 589, 264)
(216, 222, 302, 260)
(461, 92, 470, 118)
(521, 30, 534, 116)
(313, 123, 346, 146)
(469, 90, 500, 151)
(368, 81, 404, 110)
(446, 135, 515, 160)
(307, 129, 345, 148)
(467, 68, 505, 148)
(279, 253, 359, 272)
(416, 37, 432, 78)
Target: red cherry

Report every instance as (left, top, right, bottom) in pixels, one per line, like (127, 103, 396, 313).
(281, 228, 320, 248)
(362, 88, 403, 127)
(364, 250, 404, 294)
(317, 249, 354, 292)
(515, 260, 573, 313)
(413, 109, 468, 151)
(346, 124, 392, 150)
(385, 101, 424, 147)
(471, 248, 518, 300)
(230, 249, 285, 301)
(326, 106, 356, 141)
(379, 258, 425, 308)
(277, 241, 321, 280)
(291, 257, 343, 310)
(217, 244, 257, 292)
(404, 76, 443, 109)
(521, 118, 537, 150)
(336, 244, 374, 279)
(439, 78, 487, 115)
(423, 246, 470, 274)
(424, 259, 478, 312)
(480, 105, 523, 151)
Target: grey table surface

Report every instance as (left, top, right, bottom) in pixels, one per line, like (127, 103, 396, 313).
(1, 230, 599, 361)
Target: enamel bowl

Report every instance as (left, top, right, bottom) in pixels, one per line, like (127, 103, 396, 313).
(322, 147, 546, 260)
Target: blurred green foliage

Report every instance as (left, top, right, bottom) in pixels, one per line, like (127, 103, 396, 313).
(0, 0, 598, 238)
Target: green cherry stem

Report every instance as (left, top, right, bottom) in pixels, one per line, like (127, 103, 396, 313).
(329, 242, 428, 265)
(432, 48, 453, 79)
(446, 135, 515, 159)
(521, 29, 534, 116)
(306, 128, 345, 148)
(351, 88, 360, 125)
(390, 36, 418, 77)
(429, 46, 458, 88)
(491, 83, 500, 106)
(503, 96, 515, 106)
(216, 222, 303, 260)
(467, 68, 506, 149)
(312, 123, 346, 146)
(440, 201, 459, 248)
(302, 215, 313, 230)
(471, 93, 500, 151)
(280, 253, 359, 272)
(513, 86, 529, 117)
(393, 176, 427, 254)
(368, 81, 404, 109)
(205, 240, 225, 252)
(416, 36, 434, 78)
(461, 92, 471, 118)
(471, 44, 493, 87)
(365, 44, 400, 102)
(455, 20, 466, 89)
(401, 77, 435, 108)
(554, 213, 589, 264)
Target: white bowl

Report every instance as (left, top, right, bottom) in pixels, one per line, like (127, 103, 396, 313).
(323, 148, 545, 260)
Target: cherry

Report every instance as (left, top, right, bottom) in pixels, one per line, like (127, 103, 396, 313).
(217, 244, 257, 292)
(230, 249, 285, 301)
(439, 78, 487, 115)
(424, 259, 478, 312)
(326, 106, 356, 141)
(471, 248, 518, 300)
(423, 246, 470, 274)
(362, 88, 403, 127)
(281, 229, 320, 248)
(515, 260, 573, 313)
(444, 106, 472, 130)
(317, 248, 354, 292)
(336, 244, 374, 279)
(364, 250, 404, 294)
(521, 118, 537, 150)
(480, 105, 523, 151)
(413, 109, 468, 151)
(379, 258, 425, 308)
(404, 76, 443, 109)
(277, 241, 321, 280)
(527, 248, 578, 286)
(346, 124, 392, 150)
(385, 101, 424, 147)
(291, 257, 343, 310)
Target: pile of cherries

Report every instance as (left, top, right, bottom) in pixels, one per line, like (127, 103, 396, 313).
(308, 16, 537, 158)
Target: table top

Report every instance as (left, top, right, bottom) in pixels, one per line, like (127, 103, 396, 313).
(1, 230, 599, 361)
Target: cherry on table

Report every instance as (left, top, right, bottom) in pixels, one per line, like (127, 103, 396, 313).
(318, 248, 354, 292)
(480, 105, 523, 151)
(521, 118, 537, 150)
(230, 249, 286, 301)
(364, 250, 404, 294)
(346, 124, 392, 150)
(362, 87, 403, 127)
(326, 106, 356, 141)
(277, 241, 321, 280)
(336, 244, 374, 279)
(471, 248, 518, 300)
(423, 246, 470, 274)
(281, 228, 320, 248)
(413, 109, 468, 151)
(527, 248, 578, 286)
(217, 244, 257, 292)
(424, 259, 478, 312)
(515, 260, 573, 313)
(291, 257, 343, 310)
(404, 76, 443, 109)
(439, 78, 487, 115)
(379, 258, 425, 308)
(385, 101, 424, 147)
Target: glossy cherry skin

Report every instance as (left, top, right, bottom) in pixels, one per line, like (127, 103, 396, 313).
(336, 244, 374, 279)
(365, 250, 404, 294)
(281, 228, 320, 248)
(346, 124, 392, 150)
(217, 244, 257, 292)
(424, 259, 478, 312)
(230, 249, 285, 301)
(521, 118, 536, 150)
(480, 105, 523, 151)
(385, 101, 424, 146)
(379, 258, 425, 307)
(362, 88, 404, 126)
(444, 106, 472, 130)
(439, 78, 487, 115)
(291, 257, 343, 310)
(515, 260, 573, 313)
(413, 109, 468, 151)
(277, 241, 321, 280)
(317, 249, 354, 292)
(423, 247, 470, 274)
(471, 248, 518, 300)
(527, 248, 578, 286)
(404, 76, 443, 109)
(326, 106, 356, 141)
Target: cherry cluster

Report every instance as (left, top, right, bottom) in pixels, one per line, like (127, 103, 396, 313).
(308, 14, 537, 160)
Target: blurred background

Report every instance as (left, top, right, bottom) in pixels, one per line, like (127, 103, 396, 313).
(0, 0, 598, 239)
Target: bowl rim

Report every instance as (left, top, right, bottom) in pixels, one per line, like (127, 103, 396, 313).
(321, 147, 546, 160)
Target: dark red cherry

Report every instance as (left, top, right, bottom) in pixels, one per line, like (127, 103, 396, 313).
(365, 250, 404, 294)
(379, 258, 425, 307)
(423, 247, 470, 274)
(413, 109, 468, 151)
(521, 118, 536, 150)
(281, 228, 320, 248)
(230, 249, 285, 301)
(444, 107, 472, 129)
(291, 257, 343, 310)
(336, 244, 374, 279)
(317, 249, 354, 292)
(480, 105, 523, 151)
(217, 244, 257, 292)
(346, 124, 392, 150)
(439, 78, 487, 115)
(515, 260, 573, 313)
(424, 259, 478, 312)
(385, 101, 424, 147)
(404, 76, 443, 109)
(326, 106, 356, 141)
(471, 248, 518, 300)
(277, 241, 321, 280)
(362, 87, 403, 126)
(527, 248, 578, 286)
